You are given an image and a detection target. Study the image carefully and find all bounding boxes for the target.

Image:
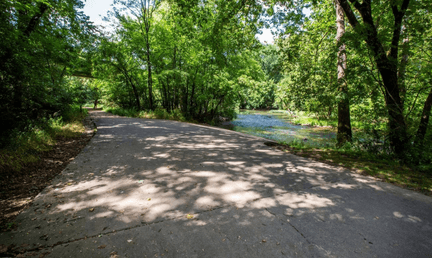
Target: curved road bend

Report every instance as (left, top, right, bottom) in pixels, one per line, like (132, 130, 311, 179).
(1, 110, 431, 257)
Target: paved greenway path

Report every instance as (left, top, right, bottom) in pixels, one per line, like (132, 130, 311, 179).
(1, 110, 432, 258)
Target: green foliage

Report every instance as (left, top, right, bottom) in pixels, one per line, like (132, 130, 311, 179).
(0, 0, 95, 147)
(95, 0, 267, 123)
(1, 0, 430, 168)
(259, 44, 283, 83)
(273, 0, 432, 164)
(0, 106, 87, 171)
(6, 222, 16, 230)
(275, 3, 338, 116)
(231, 110, 431, 193)
(237, 45, 282, 109)
(104, 107, 188, 122)
(240, 79, 276, 109)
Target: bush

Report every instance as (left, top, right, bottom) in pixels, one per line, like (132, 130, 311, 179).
(0, 106, 87, 172)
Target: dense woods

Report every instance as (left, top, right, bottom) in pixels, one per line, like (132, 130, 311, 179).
(1, 0, 431, 167)
(0, 0, 96, 146)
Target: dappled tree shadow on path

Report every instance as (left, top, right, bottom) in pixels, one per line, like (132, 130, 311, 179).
(1, 111, 431, 257)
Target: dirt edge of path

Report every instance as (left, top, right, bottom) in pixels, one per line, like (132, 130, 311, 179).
(0, 116, 96, 232)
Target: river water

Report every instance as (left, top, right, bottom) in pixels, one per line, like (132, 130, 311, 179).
(230, 112, 336, 147)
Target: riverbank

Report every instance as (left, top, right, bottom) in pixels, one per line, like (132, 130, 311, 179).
(225, 110, 432, 195)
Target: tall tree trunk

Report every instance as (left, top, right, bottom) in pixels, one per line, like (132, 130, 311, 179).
(117, 64, 141, 110)
(190, 81, 196, 115)
(337, 0, 409, 157)
(125, 74, 141, 110)
(172, 46, 177, 111)
(335, 0, 352, 146)
(166, 77, 172, 112)
(146, 37, 154, 110)
(161, 81, 167, 110)
(182, 77, 188, 113)
(189, 68, 199, 116)
(414, 86, 432, 148)
(398, 23, 409, 109)
(130, 81, 141, 110)
(136, 0, 156, 110)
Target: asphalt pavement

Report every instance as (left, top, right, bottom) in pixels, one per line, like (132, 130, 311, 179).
(1, 110, 431, 257)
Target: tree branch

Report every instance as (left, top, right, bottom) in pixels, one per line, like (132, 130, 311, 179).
(337, 0, 359, 28)
(23, 3, 49, 37)
(388, 0, 410, 60)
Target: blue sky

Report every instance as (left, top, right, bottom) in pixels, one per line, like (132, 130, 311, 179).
(82, 0, 114, 25)
(81, 0, 275, 44)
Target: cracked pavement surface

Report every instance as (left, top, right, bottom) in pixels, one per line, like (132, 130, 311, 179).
(1, 110, 432, 257)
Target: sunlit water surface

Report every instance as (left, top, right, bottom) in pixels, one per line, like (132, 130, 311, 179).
(231, 112, 336, 147)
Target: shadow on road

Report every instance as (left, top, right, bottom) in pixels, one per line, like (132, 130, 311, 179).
(1, 112, 431, 257)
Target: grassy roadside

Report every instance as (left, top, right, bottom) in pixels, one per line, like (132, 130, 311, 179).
(0, 107, 88, 172)
(265, 142, 432, 195)
(0, 106, 93, 231)
(236, 110, 432, 196)
(104, 107, 190, 122)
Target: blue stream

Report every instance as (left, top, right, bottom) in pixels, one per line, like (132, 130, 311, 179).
(231, 114, 336, 146)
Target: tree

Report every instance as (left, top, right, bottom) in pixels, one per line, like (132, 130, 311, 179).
(100, 39, 143, 110)
(335, 0, 408, 157)
(270, 0, 431, 161)
(96, 0, 266, 122)
(276, 2, 339, 117)
(0, 0, 94, 146)
(335, 0, 352, 146)
(113, 0, 163, 110)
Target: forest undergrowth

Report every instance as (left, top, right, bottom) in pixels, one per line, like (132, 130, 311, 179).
(104, 107, 188, 122)
(0, 107, 94, 231)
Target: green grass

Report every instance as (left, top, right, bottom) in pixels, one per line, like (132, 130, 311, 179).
(290, 112, 336, 127)
(277, 145, 432, 195)
(0, 107, 88, 171)
(236, 109, 432, 195)
(104, 107, 189, 122)
(266, 109, 386, 131)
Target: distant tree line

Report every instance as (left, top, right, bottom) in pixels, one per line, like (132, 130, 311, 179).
(1, 0, 431, 165)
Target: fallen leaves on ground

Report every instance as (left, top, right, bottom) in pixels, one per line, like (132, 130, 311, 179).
(0, 130, 94, 231)
(0, 245, 7, 253)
